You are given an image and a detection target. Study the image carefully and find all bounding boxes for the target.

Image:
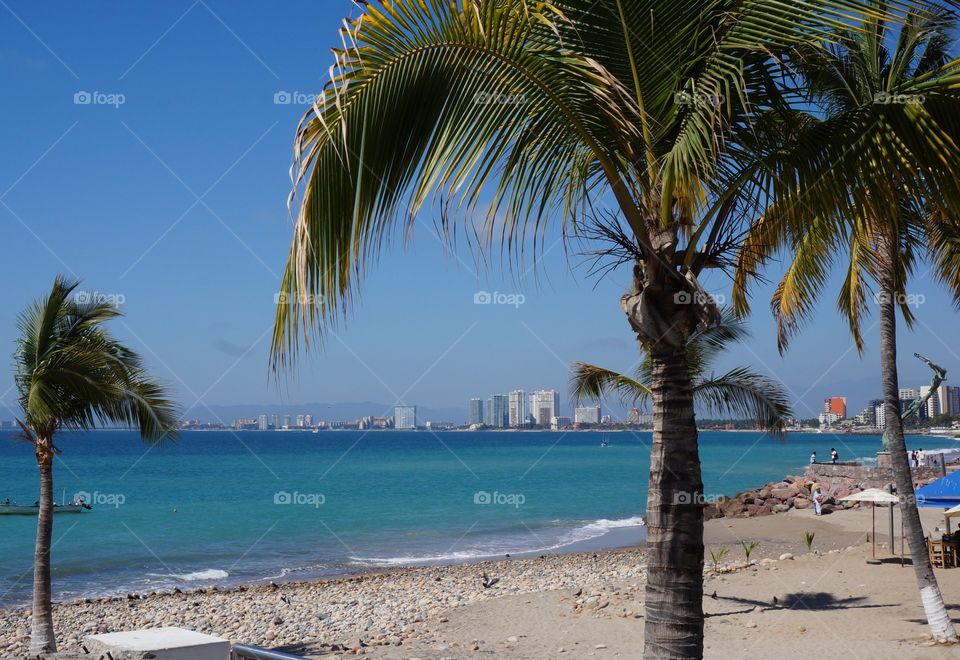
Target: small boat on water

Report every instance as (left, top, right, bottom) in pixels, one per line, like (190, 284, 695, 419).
(0, 495, 92, 515)
(600, 437, 609, 448)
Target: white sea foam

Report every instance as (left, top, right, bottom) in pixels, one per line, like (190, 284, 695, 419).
(167, 569, 229, 581)
(348, 515, 645, 567)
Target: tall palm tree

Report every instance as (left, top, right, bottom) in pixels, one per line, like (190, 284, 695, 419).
(13, 276, 178, 654)
(572, 309, 793, 433)
(733, 5, 960, 641)
(270, 2, 942, 655)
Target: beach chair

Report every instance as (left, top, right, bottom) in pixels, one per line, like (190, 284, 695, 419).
(944, 540, 957, 568)
(928, 538, 950, 568)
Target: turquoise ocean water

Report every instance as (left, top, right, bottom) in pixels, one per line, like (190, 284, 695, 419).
(0, 429, 943, 606)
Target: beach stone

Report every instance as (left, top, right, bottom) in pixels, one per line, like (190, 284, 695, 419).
(793, 497, 810, 509)
(770, 488, 795, 500)
(779, 553, 794, 561)
(721, 498, 746, 517)
(507, 636, 519, 643)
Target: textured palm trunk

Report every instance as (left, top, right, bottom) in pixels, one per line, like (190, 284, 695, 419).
(29, 440, 57, 655)
(643, 341, 704, 659)
(877, 272, 958, 642)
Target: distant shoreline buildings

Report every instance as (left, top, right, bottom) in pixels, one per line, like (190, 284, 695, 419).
(166, 388, 657, 433)
(825, 385, 960, 430)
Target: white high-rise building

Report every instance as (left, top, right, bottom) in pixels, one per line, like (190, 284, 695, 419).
(486, 395, 508, 428)
(508, 390, 527, 427)
(920, 386, 941, 418)
(936, 385, 960, 417)
(304, 414, 313, 427)
(468, 398, 484, 426)
(295, 414, 306, 428)
(875, 401, 886, 429)
(258, 414, 268, 431)
(899, 388, 919, 401)
(395, 406, 417, 429)
(529, 390, 560, 426)
(575, 405, 601, 425)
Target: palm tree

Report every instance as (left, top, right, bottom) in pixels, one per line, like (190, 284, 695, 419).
(13, 276, 178, 654)
(733, 6, 960, 642)
(269, 2, 943, 655)
(572, 309, 792, 433)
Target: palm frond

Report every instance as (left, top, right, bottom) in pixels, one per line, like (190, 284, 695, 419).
(571, 361, 651, 407)
(14, 276, 179, 443)
(694, 366, 793, 436)
(273, 0, 644, 367)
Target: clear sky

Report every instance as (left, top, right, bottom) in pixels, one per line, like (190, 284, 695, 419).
(1, 1, 959, 423)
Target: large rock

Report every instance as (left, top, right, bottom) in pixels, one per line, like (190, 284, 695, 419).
(770, 487, 797, 500)
(703, 504, 724, 521)
(793, 497, 811, 510)
(721, 498, 746, 517)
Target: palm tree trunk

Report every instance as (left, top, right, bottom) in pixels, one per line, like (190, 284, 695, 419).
(644, 341, 704, 659)
(877, 272, 958, 642)
(29, 439, 57, 655)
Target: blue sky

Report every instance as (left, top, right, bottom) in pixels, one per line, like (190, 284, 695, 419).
(1, 0, 959, 423)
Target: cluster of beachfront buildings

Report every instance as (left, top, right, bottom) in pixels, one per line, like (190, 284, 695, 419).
(819, 386, 960, 429)
(465, 390, 651, 429)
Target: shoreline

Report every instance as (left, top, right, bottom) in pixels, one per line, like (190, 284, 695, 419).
(0, 546, 649, 657)
(4, 505, 960, 658)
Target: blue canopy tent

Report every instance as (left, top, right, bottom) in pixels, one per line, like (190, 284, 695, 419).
(916, 471, 960, 535)
(916, 471, 960, 509)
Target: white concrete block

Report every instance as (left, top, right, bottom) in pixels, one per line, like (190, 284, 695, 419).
(84, 627, 229, 660)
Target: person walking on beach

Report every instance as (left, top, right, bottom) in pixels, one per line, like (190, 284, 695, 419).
(812, 484, 824, 516)
(810, 451, 817, 465)
(911, 450, 918, 467)
(830, 448, 839, 464)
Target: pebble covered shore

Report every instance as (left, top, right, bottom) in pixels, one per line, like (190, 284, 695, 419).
(0, 549, 647, 658)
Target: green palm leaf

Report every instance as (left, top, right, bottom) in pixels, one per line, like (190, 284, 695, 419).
(572, 308, 793, 433)
(14, 275, 179, 442)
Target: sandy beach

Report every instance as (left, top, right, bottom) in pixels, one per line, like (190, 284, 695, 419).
(2, 504, 960, 658)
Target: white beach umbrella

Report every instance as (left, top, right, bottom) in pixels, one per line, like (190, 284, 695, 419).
(944, 503, 960, 519)
(840, 489, 900, 561)
(840, 488, 900, 504)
